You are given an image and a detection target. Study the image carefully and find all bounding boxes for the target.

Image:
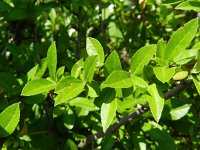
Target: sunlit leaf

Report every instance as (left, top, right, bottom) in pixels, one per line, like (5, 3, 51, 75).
(153, 67, 175, 83)
(21, 79, 55, 96)
(86, 37, 104, 67)
(176, 1, 200, 12)
(170, 104, 191, 120)
(69, 97, 96, 110)
(173, 71, 188, 80)
(147, 84, 165, 122)
(0, 103, 20, 137)
(130, 45, 156, 76)
(47, 42, 57, 80)
(71, 59, 84, 78)
(192, 75, 200, 95)
(131, 76, 148, 88)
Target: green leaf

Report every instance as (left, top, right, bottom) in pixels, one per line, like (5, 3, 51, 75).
(162, 0, 183, 4)
(153, 67, 175, 83)
(87, 81, 100, 97)
(101, 98, 117, 132)
(164, 18, 198, 61)
(0, 103, 20, 137)
(156, 38, 167, 59)
(170, 104, 191, 120)
(63, 108, 75, 129)
(101, 70, 132, 89)
(64, 139, 78, 150)
(173, 49, 198, 65)
(35, 58, 47, 78)
(147, 84, 165, 122)
(104, 50, 122, 76)
(27, 65, 38, 81)
(47, 42, 57, 80)
(192, 75, 200, 95)
(176, 1, 200, 12)
(21, 79, 55, 96)
(69, 97, 96, 110)
(83, 56, 98, 82)
(55, 81, 85, 106)
(131, 76, 148, 88)
(86, 37, 104, 67)
(173, 71, 188, 80)
(192, 50, 200, 73)
(24, 94, 46, 104)
(71, 59, 84, 78)
(56, 66, 65, 81)
(130, 45, 156, 76)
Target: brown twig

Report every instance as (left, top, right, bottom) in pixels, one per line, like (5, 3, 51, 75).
(78, 79, 193, 148)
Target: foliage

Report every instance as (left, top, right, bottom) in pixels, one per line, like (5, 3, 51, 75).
(0, 0, 200, 149)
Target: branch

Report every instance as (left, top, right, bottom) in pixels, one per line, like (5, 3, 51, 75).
(78, 79, 193, 148)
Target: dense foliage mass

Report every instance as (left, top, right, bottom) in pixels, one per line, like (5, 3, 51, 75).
(0, 0, 200, 149)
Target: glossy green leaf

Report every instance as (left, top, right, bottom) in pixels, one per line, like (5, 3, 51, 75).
(176, 1, 200, 12)
(83, 56, 98, 82)
(170, 104, 191, 120)
(173, 71, 188, 80)
(174, 49, 198, 65)
(101, 98, 117, 132)
(56, 66, 65, 81)
(131, 76, 148, 88)
(156, 38, 166, 59)
(47, 42, 57, 80)
(21, 79, 55, 96)
(86, 37, 104, 67)
(27, 65, 38, 81)
(147, 84, 165, 122)
(164, 18, 198, 61)
(130, 45, 156, 76)
(153, 67, 175, 83)
(101, 70, 132, 89)
(192, 75, 200, 95)
(71, 59, 84, 78)
(104, 50, 122, 75)
(0, 103, 20, 137)
(69, 97, 96, 110)
(35, 58, 47, 78)
(55, 82, 85, 106)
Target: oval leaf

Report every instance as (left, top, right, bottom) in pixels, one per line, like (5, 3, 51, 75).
(153, 67, 175, 83)
(147, 84, 165, 122)
(104, 50, 122, 76)
(164, 18, 198, 61)
(170, 104, 191, 120)
(21, 79, 55, 96)
(0, 102, 20, 137)
(101, 70, 132, 89)
(71, 59, 84, 78)
(173, 71, 188, 80)
(83, 56, 98, 83)
(47, 42, 57, 79)
(176, 1, 200, 12)
(86, 37, 104, 67)
(131, 76, 148, 88)
(101, 98, 117, 132)
(55, 82, 85, 106)
(69, 97, 96, 110)
(130, 45, 156, 76)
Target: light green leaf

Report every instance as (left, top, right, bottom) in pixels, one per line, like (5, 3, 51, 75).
(47, 42, 57, 80)
(86, 37, 104, 67)
(55, 82, 85, 106)
(104, 50, 122, 75)
(192, 75, 200, 95)
(147, 84, 165, 122)
(130, 45, 156, 76)
(0, 103, 20, 137)
(56, 66, 65, 81)
(192, 50, 200, 73)
(21, 79, 56, 96)
(83, 56, 98, 83)
(156, 38, 166, 59)
(162, 0, 183, 4)
(65, 139, 78, 150)
(173, 71, 188, 80)
(101, 98, 117, 132)
(69, 97, 96, 110)
(71, 59, 84, 78)
(35, 58, 47, 78)
(176, 1, 200, 12)
(131, 76, 148, 88)
(27, 65, 38, 81)
(170, 104, 191, 120)
(153, 67, 175, 83)
(101, 70, 132, 89)
(87, 82, 100, 97)
(174, 49, 198, 65)
(164, 18, 198, 61)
